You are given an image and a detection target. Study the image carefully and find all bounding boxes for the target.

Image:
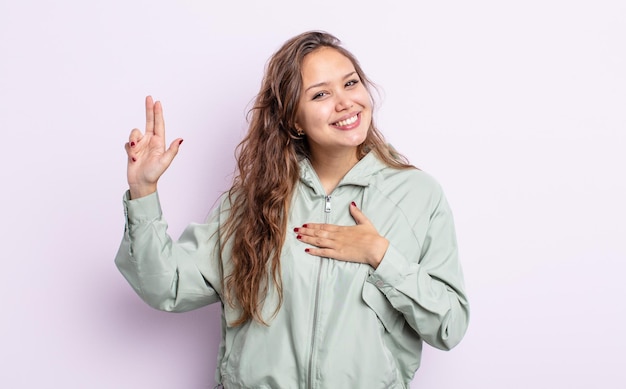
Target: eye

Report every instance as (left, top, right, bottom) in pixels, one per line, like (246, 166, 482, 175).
(312, 91, 328, 100)
(345, 79, 360, 87)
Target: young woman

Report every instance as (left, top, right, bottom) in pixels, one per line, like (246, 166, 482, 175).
(116, 31, 469, 389)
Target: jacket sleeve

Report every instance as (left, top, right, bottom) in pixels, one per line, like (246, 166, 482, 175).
(114, 191, 223, 312)
(366, 184, 470, 351)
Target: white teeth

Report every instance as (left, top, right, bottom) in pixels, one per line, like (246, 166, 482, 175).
(335, 115, 358, 127)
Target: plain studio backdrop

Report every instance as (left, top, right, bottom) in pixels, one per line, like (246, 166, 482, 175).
(1, 0, 624, 388)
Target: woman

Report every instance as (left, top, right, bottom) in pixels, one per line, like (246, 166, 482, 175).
(116, 31, 469, 389)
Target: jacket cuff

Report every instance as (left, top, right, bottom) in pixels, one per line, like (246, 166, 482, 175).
(123, 190, 162, 225)
(367, 244, 411, 292)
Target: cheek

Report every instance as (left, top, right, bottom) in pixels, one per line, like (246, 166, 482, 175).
(357, 91, 373, 110)
(300, 106, 330, 130)
(360, 106, 373, 129)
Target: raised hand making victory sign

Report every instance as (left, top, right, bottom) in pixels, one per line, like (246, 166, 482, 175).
(124, 96, 183, 199)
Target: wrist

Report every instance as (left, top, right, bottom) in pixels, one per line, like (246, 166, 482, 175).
(369, 237, 389, 269)
(129, 184, 157, 200)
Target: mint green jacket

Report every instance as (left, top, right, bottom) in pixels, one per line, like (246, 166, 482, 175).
(115, 153, 469, 389)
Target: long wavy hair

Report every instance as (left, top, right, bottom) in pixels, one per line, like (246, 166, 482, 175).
(221, 31, 414, 326)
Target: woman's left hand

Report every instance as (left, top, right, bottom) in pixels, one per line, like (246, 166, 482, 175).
(294, 202, 389, 269)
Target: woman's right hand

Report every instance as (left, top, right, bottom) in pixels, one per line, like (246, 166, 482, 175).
(125, 96, 183, 199)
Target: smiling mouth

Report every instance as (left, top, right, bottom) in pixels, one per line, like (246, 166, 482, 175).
(333, 114, 359, 127)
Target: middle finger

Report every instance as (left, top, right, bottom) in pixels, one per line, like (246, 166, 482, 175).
(297, 226, 334, 239)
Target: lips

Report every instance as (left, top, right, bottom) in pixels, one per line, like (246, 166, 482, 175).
(332, 113, 360, 129)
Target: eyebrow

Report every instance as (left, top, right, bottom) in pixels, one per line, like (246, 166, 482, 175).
(304, 71, 357, 93)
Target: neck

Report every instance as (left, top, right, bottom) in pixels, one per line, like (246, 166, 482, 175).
(309, 148, 359, 195)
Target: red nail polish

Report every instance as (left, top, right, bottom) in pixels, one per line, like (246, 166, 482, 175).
(293, 227, 299, 232)
(303, 224, 308, 228)
(305, 248, 310, 253)
(131, 157, 136, 162)
(297, 235, 302, 240)
(179, 139, 184, 145)
(351, 201, 356, 207)
(130, 141, 135, 147)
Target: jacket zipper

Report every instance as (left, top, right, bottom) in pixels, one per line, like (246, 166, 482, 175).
(307, 195, 331, 389)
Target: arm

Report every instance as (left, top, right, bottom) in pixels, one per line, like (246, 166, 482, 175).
(366, 191, 469, 350)
(115, 191, 223, 312)
(116, 96, 222, 311)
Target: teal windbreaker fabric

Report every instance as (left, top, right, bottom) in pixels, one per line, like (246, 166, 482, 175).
(115, 152, 469, 389)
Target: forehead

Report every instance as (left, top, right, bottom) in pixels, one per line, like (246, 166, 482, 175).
(300, 47, 356, 84)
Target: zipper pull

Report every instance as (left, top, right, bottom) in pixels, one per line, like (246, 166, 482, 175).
(324, 196, 331, 213)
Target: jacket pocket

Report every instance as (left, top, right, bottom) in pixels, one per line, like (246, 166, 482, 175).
(362, 279, 423, 383)
(362, 280, 403, 333)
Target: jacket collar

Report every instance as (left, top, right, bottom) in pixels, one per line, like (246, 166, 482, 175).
(298, 152, 386, 194)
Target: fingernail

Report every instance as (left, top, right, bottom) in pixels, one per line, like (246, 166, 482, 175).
(293, 228, 299, 232)
(303, 224, 308, 228)
(179, 139, 184, 145)
(296, 235, 302, 240)
(131, 157, 136, 162)
(305, 248, 310, 253)
(130, 141, 135, 147)
(351, 201, 357, 207)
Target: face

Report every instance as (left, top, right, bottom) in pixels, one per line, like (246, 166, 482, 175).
(296, 47, 372, 161)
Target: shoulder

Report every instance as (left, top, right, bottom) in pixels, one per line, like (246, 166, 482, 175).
(364, 165, 453, 244)
(365, 165, 453, 227)
(372, 166, 444, 201)
(202, 190, 234, 225)
(358, 153, 443, 197)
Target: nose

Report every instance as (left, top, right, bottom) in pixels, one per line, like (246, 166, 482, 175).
(335, 91, 353, 112)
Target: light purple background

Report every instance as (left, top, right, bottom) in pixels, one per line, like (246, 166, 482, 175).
(1, 0, 624, 388)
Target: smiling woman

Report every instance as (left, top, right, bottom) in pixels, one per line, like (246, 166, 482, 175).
(296, 47, 372, 193)
(115, 30, 469, 388)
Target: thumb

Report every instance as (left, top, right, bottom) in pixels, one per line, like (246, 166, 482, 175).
(163, 138, 184, 163)
(349, 201, 371, 225)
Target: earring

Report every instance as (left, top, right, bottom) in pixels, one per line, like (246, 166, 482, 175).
(297, 129, 304, 136)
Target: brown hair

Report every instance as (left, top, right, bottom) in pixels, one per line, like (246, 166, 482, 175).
(221, 31, 413, 326)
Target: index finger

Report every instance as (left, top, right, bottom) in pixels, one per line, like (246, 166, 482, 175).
(297, 223, 340, 232)
(145, 95, 155, 135)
